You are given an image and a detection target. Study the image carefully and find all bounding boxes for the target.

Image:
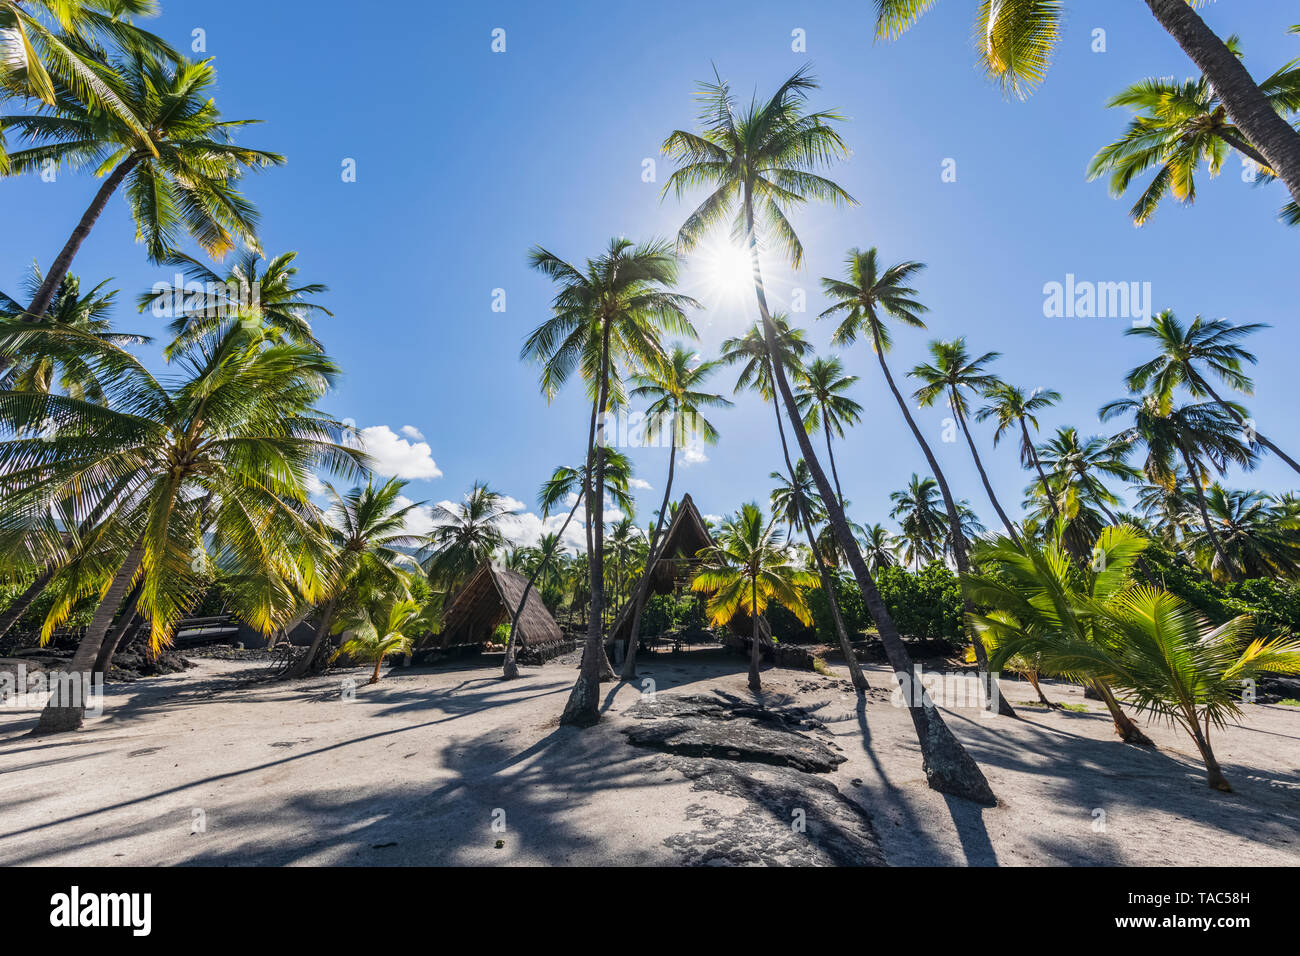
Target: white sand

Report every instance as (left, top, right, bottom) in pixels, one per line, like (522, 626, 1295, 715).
(0, 649, 1296, 866)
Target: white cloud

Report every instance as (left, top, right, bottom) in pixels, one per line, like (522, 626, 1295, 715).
(680, 444, 709, 465)
(393, 495, 437, 536)
(629, 478, 653, 491)
(703, 513, 723, 524)
(400, 424, 425, 441)
(355, 425, 442, 480)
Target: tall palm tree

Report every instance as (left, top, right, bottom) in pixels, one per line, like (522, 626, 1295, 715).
(523, 238, 696, 725)
(1188, 485, 1300, 581)
(664, 68, 996, 800)
(1124, 310, 1298, 477)
(140, 251, 331, 357)
(0, 268, 146, 401)
(860, 523, 899, 574)
(794, 355, 862, 510)
(909, 338, 1020, 544)
(1, 50, 283, 326)
(889, 474, 948, 569)
(422, 482, 512, 595)
(821, 249, 1015, 717)
(1100, 397, 1257, 578)
(1088, 38, 1300, 226)
(619, 344, 730, 680)
(0, 0, 173, 168)
(1035, 426, 1138, 526)
(289, 478, 424, 678)
(976, 383, 1063, 523)
(0, 322, 364, 732)
(769, 460, 871, 692)
(691, 503, 818, 693)
(873, 0, 1300, 212)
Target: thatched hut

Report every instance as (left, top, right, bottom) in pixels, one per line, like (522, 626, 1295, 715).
(607, 493, 772, 649)
(436, 562, 563, 650)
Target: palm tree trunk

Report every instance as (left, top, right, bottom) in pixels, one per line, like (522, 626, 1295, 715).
(1091, 679, 1155, 746)
(370, 657, 383, 684)
(1188, 710, 1232, 791)
(562, 317, 613, 726)
(32, 540, 144, 735)
(748, 575, 761, 692)
(21, 156, 141, 324)
(620, 430, 678, 681)
(503, 489, 585, 680)
(1025, 670, 1056, 709)
(1178, 443, 1235, 578)
(1198, 380, 1300, 478)
(743, 207, 995, 804)
(771, 392, 868, 692)
(869, 326, 1016, 718)
(0, 566, 56, 641)
(288, 595, 338, 679)
(1022, 417, 1062, 524)
(1144, 0, 1300, 208)
(956, 403, 1020, 546)
(823, 419, 846, 510)
(92, 578, 144, 677)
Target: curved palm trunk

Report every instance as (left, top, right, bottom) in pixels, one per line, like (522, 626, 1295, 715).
(620, 430, 677, 681)
(771, 392, 868, 692)
(288, 595, 338, 679)
(92, 579, 144, 677)
(1091, 679, 1155, 746)
(823, 420, 846, 510)
(1187, 709, 1231, 791)
(1198, 380, 1300, 478)
(1178, 443, 1235, 579)
(868, 326, 1016, 718)
(369, 656, 383, 684)
(748, 574, 762, 692)
(955, 403, 1020, 546)
(1021, 417, 1061, 524)
(1144, 0, 1300, 208)
(32, 540, 144, 735)
(20, 157, 141, 326)
(744, 212, 995, 804)
(561, 318, 613, 726)
(1086, 479, 1123, 527)
(503, 489, 585, 680)
(0, 566, 56, 641)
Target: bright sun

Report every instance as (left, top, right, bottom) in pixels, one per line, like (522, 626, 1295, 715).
(694, 238, 754, 304)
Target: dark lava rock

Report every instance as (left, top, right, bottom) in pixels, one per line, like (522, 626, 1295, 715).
(663, 758, 885, 866)
(622, 693, 846, 773)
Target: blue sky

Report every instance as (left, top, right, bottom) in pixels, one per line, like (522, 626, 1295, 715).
(4, 0, 1298, 547)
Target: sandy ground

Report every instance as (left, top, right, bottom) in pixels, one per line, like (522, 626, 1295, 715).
(0, 648, 1297, 866)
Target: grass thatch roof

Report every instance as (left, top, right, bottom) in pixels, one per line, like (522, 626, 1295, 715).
(437, 562, 562, 649)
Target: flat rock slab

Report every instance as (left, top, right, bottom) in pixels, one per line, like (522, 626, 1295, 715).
(622, 693, 846, 773)
(664, 758, 885, 866)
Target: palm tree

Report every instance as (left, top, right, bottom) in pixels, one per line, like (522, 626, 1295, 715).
(0, 0, 173, 168)
(1188, 485, 1300, 581)
(976, 383, 1063, 523)
(501, 453, 633, 681)
(872, 0, 1300, 212)
(820, 249, 1014, 719)
(794, 356, 862, 510)
(289, 478, 424, 678)
(522, 237, 696, 727)
(333, 596, 420, 685)
(909, 338, 1019, 543)
(1, 50, 283, 326)
(422, 482, 512, 595)
(664, 68, 995, 802)
(691, 503, 818, 693)
(860, 523, 899, 574)
(1035, 426, 1138, 527)
(0, 268, 146, 401)
(1124, 311, 1298, 477)
(1088, 39, 1300, 225)
(141, 251, 331, 358)
(619, 344, 730, 680)
(1100, 397, 1257, 578)
(0, 322, 364, 732)
(967, 527, 1157, 746)
(890, 475, 948, 569)
(769, 460, 870, 692)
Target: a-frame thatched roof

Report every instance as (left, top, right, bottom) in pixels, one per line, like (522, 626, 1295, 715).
(608, 493, 771, 646)
(437, 562, 563, 649)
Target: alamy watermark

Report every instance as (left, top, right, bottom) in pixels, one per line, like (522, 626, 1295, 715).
(1042, 274, 1153, 326)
